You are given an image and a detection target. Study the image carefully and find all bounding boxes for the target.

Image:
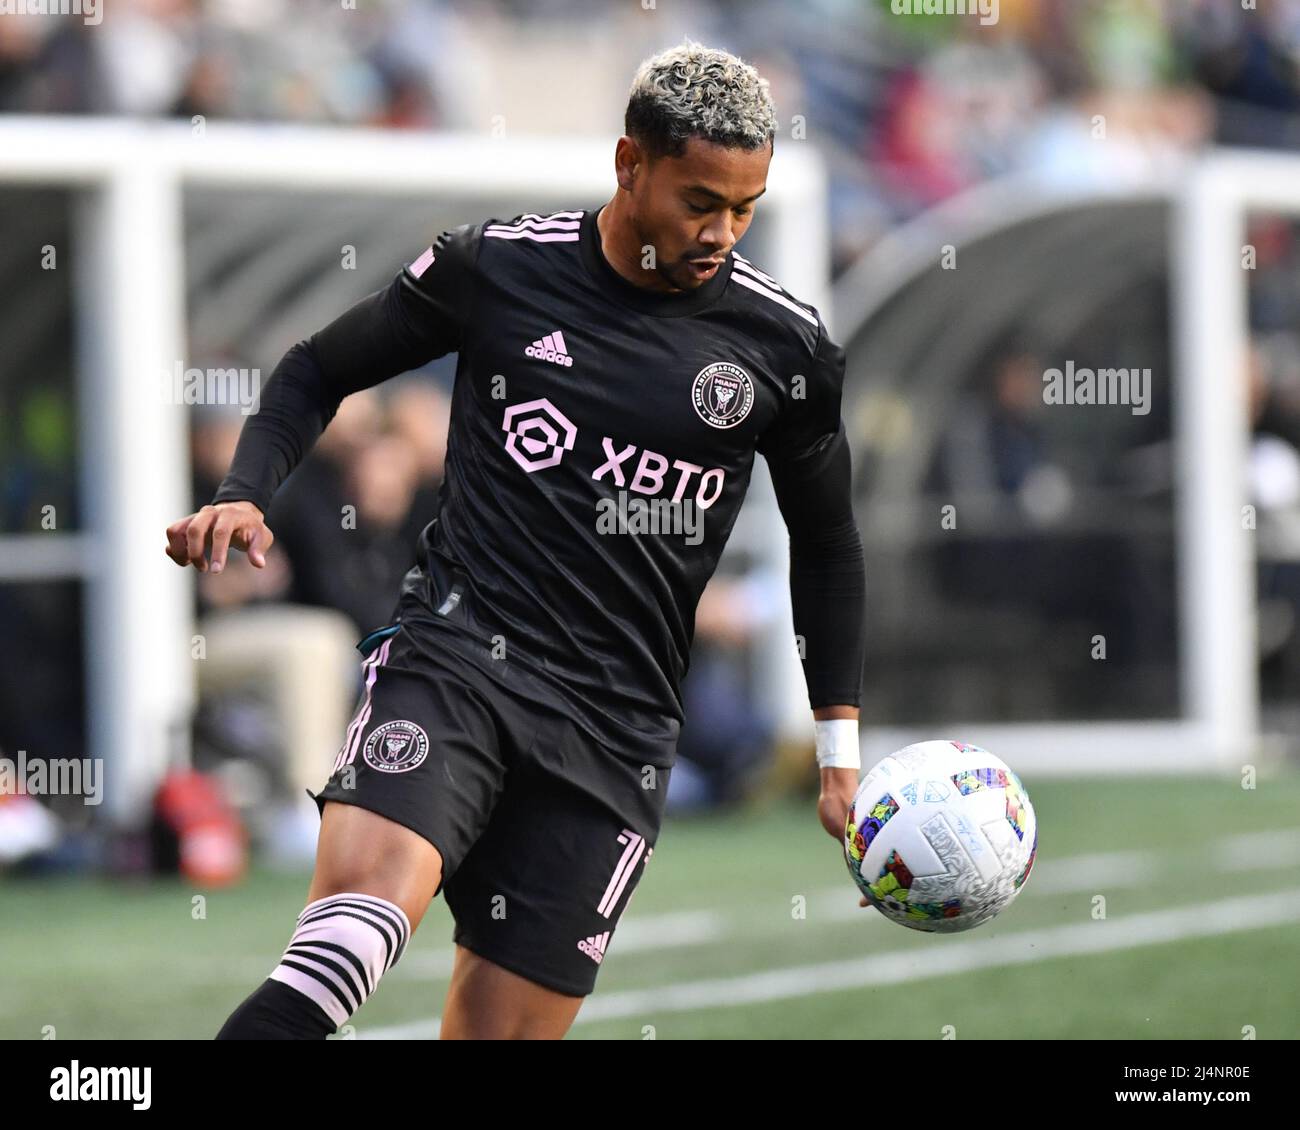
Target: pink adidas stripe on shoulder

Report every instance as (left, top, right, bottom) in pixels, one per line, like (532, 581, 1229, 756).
(409, 246, 436, 279)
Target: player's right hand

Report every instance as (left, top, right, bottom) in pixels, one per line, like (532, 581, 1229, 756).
(165, 500, 273, 573)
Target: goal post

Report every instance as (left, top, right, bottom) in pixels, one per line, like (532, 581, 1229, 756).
(833, 152, 1295, 776)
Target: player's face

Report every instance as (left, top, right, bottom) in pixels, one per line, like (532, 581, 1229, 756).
(635, 136, 771, 291)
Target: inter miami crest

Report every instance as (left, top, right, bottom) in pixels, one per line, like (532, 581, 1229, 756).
(363, 720, 430, 774)
(692, 361, 754, 429)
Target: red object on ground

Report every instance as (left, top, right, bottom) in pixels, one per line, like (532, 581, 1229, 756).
(153, 770, 248, 886)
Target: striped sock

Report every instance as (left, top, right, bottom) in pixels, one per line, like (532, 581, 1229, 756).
(267, 892, 412, 1029)
(216, 976, 336, 1040)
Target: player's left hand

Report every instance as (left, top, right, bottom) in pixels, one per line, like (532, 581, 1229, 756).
(817, 766, 857, 842)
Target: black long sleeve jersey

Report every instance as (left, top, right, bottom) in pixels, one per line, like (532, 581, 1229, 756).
(215, 206, 867, 767)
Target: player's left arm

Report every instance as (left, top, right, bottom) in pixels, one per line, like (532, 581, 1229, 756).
(759, 321, 867, 843)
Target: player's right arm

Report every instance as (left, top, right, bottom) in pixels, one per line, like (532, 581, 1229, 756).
(164, 223, 483, 572)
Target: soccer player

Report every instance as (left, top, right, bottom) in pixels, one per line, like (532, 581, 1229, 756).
(166, 40, 867, 1040)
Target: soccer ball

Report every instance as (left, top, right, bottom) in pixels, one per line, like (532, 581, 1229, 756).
(843, 740, 1037, 933)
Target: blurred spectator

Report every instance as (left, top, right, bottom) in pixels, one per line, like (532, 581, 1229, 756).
(1244, 338, 1300, 698)
(11, 0, 1300, 276)
(931, 351, 1068, 513)
(668, 568, 782, 813)
(267, 387, 439, 635)
(387, 378, 451, 516)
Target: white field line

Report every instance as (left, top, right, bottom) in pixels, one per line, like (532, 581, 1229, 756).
(1216, 829, 1300, 871)
(398, 837, 1295, 972)
(207, 836, 1298, 985)
(360, 886, 1300, 1038)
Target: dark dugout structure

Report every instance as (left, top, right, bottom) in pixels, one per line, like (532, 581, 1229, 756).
(832, 161, 1300, 771)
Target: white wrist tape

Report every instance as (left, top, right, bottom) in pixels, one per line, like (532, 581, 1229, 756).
(815, 718, 860, 770)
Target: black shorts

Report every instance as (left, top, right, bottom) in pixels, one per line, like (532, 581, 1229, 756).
(308, 612, 671, 998)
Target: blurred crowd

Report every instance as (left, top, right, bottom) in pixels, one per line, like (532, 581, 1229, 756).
(191, 380, 448, 634)
(7, 0, 1300, 273)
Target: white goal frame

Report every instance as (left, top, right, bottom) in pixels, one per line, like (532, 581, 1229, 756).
(840, 153, 1295, 775)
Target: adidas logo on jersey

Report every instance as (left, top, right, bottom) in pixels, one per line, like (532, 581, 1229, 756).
(577, 931, 610, 964)
(525, 330, 573, 368)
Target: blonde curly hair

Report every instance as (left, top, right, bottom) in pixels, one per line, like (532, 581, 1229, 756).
(625, 40, 777, 158)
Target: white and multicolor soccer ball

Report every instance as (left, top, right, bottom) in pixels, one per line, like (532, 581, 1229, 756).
(844, 740, 1037, 933)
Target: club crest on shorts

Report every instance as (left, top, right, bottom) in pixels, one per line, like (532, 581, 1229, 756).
(692, 361, 754, 429)
(363, 720, 429, 774)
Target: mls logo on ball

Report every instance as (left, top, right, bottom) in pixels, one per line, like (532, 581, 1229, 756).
(363, 720, 430, 774)
(692, 361, 754, 429)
